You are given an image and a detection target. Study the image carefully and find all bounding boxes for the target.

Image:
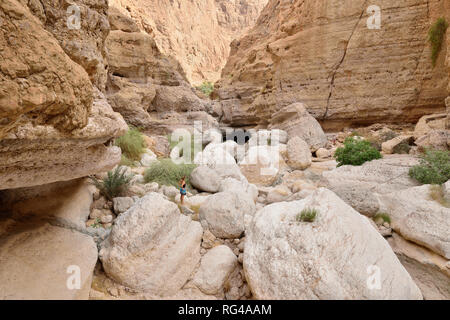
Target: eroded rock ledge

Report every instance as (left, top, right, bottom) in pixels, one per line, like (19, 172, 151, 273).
(0, 0, 127, 190)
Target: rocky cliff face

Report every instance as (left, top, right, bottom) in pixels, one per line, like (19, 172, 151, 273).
(105, 7, 218, 135)
(108, 0, 267, 85)
(0, 0, 127, 190)
(216, 0, 450, 131)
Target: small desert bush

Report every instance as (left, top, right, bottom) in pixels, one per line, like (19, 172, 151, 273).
(429, 17, 448, 66)
(334, 137, 382, 167)
(89, 166, 132, 200)
(409, 149, 450, 185)
(296, 208, 318, 223)
(429, 184, 450, 208)
(373, 212, 391, 224)
(115, 127, 145, 161)
(144, 158, 197, 188)
(119, 154, 136, 167)
(197, 81, 214, 97)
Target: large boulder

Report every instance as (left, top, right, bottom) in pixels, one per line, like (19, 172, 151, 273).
(0, 223, 98, 300)
(199, 191, 256, 239)
(193, 245, 238, 295)
(388, 233, 450, 300)
(239, 145, 288, 185)
(379, 185, 450, 259)
(320, 156, 420, 216)
(190, 166, 221, 193)
(381, 135, 414, 154)
(413, 113, 447, 140)
(415, 130, 449, 151)
(218, 177, 258, 203)
(269, 103, 327, 152)
(99, 193, 203, 296)
(287, 136, 312, 170)
(194, 142, 245, 181)
(244, 188, 422, 300)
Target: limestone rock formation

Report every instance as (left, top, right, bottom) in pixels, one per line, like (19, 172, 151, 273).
(244, 188, 422, 299)
(193, 245, 238, 295)
(320, 156, 420, 216)
(380, 185, 450, 259)
(216, 0, 450, 130)
(100, 193, 203, 296)
(24, 0, 110, 90)
(0, 179, 100, 300)
(0, 0, 127, 190)
(388, 233, 450, 300)
(105, 20, 217, 134)
(0, 223, 98, 300)
(199, 191, 255, 239)
(286, 136, 312, 170)
(190, 166, 221, 193)
(108, 0, 268, 84)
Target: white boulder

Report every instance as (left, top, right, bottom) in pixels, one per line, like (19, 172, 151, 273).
(193, 245, 238, 295)
(99, 193, 203, 296)
(244, 188, 422, 300)
(199, 191, 256, 238)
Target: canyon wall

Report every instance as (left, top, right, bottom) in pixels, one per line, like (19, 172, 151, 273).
(216, 0, 450, 131)
(108, 0, 268, 85)
(0, 0, 127, 190)
(105, 7, 218, 135)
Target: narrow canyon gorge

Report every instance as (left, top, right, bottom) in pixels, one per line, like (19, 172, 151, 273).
(0, 0, 449, 301)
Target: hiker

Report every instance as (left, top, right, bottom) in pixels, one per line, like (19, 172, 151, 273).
(179, 176, 187, 204)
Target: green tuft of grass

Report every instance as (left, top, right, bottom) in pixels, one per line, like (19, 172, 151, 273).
(120, 154, 136, 167)
(334, 137, 382, 167)
(144, 158, 197, 189)
(409, 149, 450, 185)
(115, 127, 145, 161)
(296, 208, 318, 223)
(196, 81, 214, 97)
(429, 17, 448, 66)
(89, 166, 132, 200)
(373, 212, 391, 224)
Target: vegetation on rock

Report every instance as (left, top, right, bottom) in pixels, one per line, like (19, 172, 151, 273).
(334, 137, 382, 167)
(115, 127, 145, 164)
(296, 208, 318, 222)
(144, 158, 197, 188)
(409, 149, 450, 185)
(429, 17, 448, 66)
(197, 81, 214, 97)
(373, 212, 391, 224)
(90, 166, 132, 200)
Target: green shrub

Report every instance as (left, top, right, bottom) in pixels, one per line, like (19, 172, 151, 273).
(115, 127, 145, 161)
(373, 212, 391, 224)
(144, 158, 197, 188)
(334, 137, 382, 167)
(120, 154, 136, 167)
(429, 17, 448, 66)
(89, 166, 132, 200)
(296, 208, 318, 223)
(409, 149, 450, 185)
(197, 81, 214, 97)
